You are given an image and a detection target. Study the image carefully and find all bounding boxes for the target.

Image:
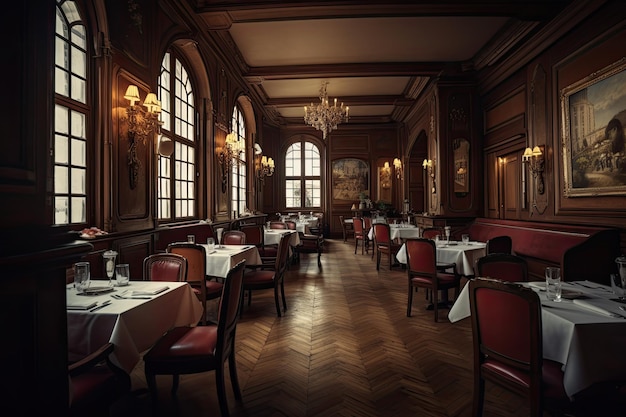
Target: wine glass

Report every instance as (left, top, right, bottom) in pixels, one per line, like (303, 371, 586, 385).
(103, 250, 118, 287)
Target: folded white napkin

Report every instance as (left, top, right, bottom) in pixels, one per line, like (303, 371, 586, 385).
(572, 299, 622, 318)
(132, 286, 169, 296)
(67, 300, 98, 310)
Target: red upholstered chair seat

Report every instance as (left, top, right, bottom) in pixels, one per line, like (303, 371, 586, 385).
(241, 269, 275, 285)
(410, 272, 457, 287)
(144, 326, 218, 371)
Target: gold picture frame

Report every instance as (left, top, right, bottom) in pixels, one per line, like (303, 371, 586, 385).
(561, 58, 626, 197)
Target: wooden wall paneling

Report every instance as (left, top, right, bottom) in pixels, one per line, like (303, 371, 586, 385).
(113, 235, 153, 281)
(503, 154, 521, 219)
(485, 152, 499, 219)
(112, 70, 155, 232)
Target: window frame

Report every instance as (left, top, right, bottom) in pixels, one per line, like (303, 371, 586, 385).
(284, 138, 323, 210)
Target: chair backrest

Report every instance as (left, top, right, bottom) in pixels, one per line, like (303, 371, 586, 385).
(476, 253, 528, 282)
(405, 238, 438, 276)
(352, 217, 364, 234)
(421, 227, 441, 239)
(269, 221, 287, 229)
(363, 217, 372, 233)
(486, 235, 513, 255)
(223, 230, 247, 245)
(372, 223, 391, 245)
(284, 220, 297, 230)
(166, 242, 207, 285)
(143, 253, 187, 281)
(468, 278, 542, 398)
(216, 260, 246, 362)
(240, 224, 264, 247)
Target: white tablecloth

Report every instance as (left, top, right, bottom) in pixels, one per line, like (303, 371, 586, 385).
(368, 225, 420, 241)
(396, 241, 486, 276)
(201, 244, 262, 278)
(67, 280, 203, 373)
(448, 280, 626, 397)
(265, 229, 301, 247)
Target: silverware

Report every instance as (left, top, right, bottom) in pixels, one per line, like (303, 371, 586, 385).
(89, 300, 111, 312)
(111, 294, 152, 300)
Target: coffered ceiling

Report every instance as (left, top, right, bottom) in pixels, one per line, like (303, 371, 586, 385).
(186, 0, 573, 127)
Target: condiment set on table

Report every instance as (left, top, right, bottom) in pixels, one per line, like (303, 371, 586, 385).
(73, 250, 130, 294)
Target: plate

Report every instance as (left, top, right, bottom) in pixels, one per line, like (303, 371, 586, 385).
(81, 286, 115, 295)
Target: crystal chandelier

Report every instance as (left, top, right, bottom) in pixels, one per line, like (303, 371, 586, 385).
(304, 81, 349, 139)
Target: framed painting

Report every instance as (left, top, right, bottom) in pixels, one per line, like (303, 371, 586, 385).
(332, 158, 369, 201)
(561, 57, 626, 197)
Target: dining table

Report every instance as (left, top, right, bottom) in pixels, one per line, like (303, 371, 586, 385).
(368, 224, 420, 242)
(395, 240, 487, 276)
(448, 279, 626, 398)
(201, 244, 262, 278)
(67, 280, 203, 374)
(264, 228, 301, 247)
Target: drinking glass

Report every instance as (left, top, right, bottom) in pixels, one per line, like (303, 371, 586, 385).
(187, 234, 195, 244)
(207, 237, 215, 250)
(115, 264, 130, 286)
(462, 234, 470, 244)
(103, 250, 118, 287)
(216, 228, 224, 248)
(74, 262, 91, 293)
(545, 266, 562, 302)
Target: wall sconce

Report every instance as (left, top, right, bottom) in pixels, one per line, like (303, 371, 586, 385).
(217, 132, 244, 193)
(393, 157, 403, 181)
(522, 145, 545, 194)
(257, 155, 275, 183)
(380, 162, 392, 189)
(423, 158, 436, 193)
(123, 85, 162, 189)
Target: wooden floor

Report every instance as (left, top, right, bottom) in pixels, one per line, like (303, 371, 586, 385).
(116, 238, 623, 417)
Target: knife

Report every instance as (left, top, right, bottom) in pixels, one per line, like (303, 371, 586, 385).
(89, 300, 111, 312)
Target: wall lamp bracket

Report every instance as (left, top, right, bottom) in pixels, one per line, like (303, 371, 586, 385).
(423, 158, 436, 194)
(522, 145, 545, 195)
(217, 132, 243, 193)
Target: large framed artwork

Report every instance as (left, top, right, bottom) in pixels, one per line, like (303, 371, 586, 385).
(561, 58, 626, 197)
(332, 158, 369, 201)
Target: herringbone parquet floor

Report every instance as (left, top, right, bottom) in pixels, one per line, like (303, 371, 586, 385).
(118, 238, 620, 417)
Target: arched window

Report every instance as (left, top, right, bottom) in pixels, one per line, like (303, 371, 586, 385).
(285, 140, 321, 208)
(157, 51, 197, 220)
(230, 105, 247, 216)
(53, 0, 89, 225)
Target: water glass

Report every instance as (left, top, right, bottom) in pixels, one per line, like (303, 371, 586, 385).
(187, 234, 196, 244)
(545, 267, 562, 302)
(207, 237, 215, 250)
(115, 264, 130, 286)
(462, 234, 470, 244)
(74, 262, 91, 293)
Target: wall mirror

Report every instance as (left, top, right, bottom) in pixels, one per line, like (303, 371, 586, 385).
(377, 162, 392, 203)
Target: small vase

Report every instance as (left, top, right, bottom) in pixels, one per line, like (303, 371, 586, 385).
(359, 202, 365, 210)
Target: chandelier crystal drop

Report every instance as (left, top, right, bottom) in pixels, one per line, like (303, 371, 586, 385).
(304, 81, 349, 139)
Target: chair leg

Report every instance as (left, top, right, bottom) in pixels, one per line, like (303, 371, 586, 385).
(472, 376, 485, 417)
(280, 281, 287, 312)
(171, 374, 180, 395)
(407, 283, 413, 317)
(274, 286, 282, 317)
(228, 349, 242, 402)
(376, 250, 381, 270)
(354, 238, 358, 254)
(433, 288, 439, 322)
(215, 364, 230, 417)
(247, 289, 252, 306)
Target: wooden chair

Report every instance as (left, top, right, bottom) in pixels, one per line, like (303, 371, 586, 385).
(352, 217, 367, 255)
(269, 221, 287, 229)
(222, 230, 247, 245)
(421, 227, 441, 239)
(339, 215, 354, 242)
(242, 232, 293, 316)
(405, 238, 460, 321)
(363, 216, 373, 253)
(143, 253, 187, 282)
(476, 253, 528, 282)
(69, 343, 130, 417)
(485, 235, 513, 255)
(469, 278, 568, 417)
(143, 261, 246, 417)
(372, 223, 402, 271)
(167, 242, 224, 325)
(240, 224, 278, 260)
(295, 227, 324, 268)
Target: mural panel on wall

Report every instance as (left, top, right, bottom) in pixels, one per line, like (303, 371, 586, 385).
(332, 158, 369, 201)
(561, 58, 626, 196)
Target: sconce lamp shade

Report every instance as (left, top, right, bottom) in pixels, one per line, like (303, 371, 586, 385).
(124, 85, 141, 106)
(532, 146, 542, 156)
(384, 161, 390, 169)
(158, 137, 174, 157)
(143, 93, 161, 114)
